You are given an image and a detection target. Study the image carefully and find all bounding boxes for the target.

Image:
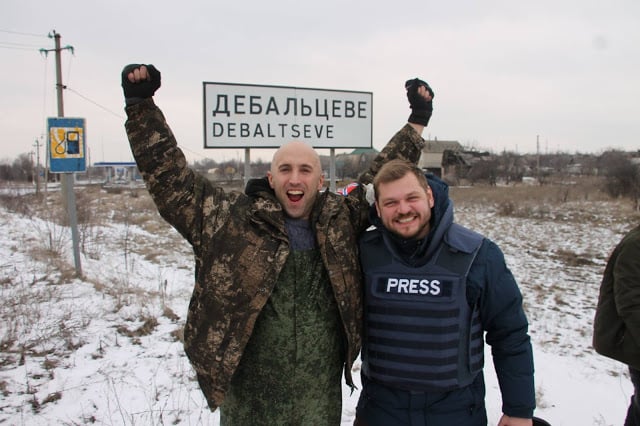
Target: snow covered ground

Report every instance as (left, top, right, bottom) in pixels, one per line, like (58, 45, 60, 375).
(0, 183, 638, 425)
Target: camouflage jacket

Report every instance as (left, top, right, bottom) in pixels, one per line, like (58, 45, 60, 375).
(124, 99, 425, 410)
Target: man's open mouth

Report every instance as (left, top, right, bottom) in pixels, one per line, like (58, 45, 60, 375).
(396, 215, 416, 224)
(287, 190, 304, 202)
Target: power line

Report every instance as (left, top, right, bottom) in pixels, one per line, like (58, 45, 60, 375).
(41, 53, 49, 142)
(0, 43, 39, 51)
(0, 40, 43, 48)
(0, 37, 40, 48)
(179, 144, 209, 160)
(65, 86, 208, 159)
(65, 87, 125, 120)
(0, 29, 48, 38)
(67, 85, 208, 160)
(24, 29, 206, 163)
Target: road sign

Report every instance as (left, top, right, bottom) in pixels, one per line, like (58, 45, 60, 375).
(203, 82, 373, 149)
(48, 117, 86, 173)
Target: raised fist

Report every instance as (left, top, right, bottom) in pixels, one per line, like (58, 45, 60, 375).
(405, 78, 434, 127)
(121, 64, 161, 101)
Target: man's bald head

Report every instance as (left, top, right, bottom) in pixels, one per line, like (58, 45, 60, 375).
(268, 141, 324, 219)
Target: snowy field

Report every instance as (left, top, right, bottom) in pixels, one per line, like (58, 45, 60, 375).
(0, 181, 639, 425)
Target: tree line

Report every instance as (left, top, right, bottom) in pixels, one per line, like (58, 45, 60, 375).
(2, 148, 638, 209)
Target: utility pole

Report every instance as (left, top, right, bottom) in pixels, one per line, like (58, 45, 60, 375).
(29, 150, 35, 185)
(33, 138, 41, 195)
(536, 134, 541, 185)
(41, 30, 82, 277)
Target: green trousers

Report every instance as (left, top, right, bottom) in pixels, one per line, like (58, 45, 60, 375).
(221, 250, 345, 426)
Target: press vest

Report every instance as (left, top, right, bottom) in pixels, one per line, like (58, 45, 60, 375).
(360, 223, 485, 391)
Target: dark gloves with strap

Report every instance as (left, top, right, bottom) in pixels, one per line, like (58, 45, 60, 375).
(405, 78, 434, 127)
(121, 64, 161, 106)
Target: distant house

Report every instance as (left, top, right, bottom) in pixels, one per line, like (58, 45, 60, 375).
(350, 147, 379, 159)
(93, 161, 145, 192)
(418, 139, 463, 177)
(332, 147, 380, 179)
(93, 161, 141, 184)
(349, 147, 380, 169)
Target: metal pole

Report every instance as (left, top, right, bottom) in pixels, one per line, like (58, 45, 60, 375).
(536, 134, 540, 185)
(244, 148, 251, 189)
(44, 137, 49, 198)
(52, 31, 82, 277)
(30, 150, 35, 185)
(329, 148, 336, 193)
(53, 32, 64, 117)
(33, 138, 41, 196)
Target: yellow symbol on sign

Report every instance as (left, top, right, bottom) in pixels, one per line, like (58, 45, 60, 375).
(50, 127, 84, 159)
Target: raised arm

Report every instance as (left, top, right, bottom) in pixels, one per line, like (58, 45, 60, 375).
(121, 64, 214, 248)
(358, 77, 434, 185)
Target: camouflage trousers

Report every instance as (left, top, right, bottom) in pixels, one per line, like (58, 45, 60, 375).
(221, 250, 345, 426)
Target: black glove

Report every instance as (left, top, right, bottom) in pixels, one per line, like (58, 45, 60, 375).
(121, 64, 161, 105)
(405, 78, 434, 127)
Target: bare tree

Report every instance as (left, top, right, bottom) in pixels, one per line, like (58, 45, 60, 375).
(466, 158, 499, 185)
(12, 153, 33, 182)
(599, 150, 640, 210)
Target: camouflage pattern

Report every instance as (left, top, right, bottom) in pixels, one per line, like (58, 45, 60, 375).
(124, 99, 426, 411)
(221, 249, 343, 425)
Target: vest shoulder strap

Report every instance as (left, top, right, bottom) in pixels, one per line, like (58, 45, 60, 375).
(359, 228, 388, 270)
(435, 224, 484, 306)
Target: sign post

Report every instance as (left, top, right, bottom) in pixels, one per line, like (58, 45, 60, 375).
(48, 117, 85, 276)
(203, 82, 373, 191)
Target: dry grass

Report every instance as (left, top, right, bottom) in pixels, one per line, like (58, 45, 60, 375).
(451, 176, 640, 226)
(451, 176, 610, 205)
(0, 184, 181, 382)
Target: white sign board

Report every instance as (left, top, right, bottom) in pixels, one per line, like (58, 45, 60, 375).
(203, 82, 373, 149)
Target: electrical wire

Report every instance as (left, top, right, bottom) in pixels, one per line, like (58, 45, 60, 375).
(0, 29, 49, 51)
(20, 31, 209, 162)
(0, 29, 48, 38)
(65, 86, 209, 160)
(41, 53, 49, 145)
(0, 43, 40, 51)
(64, 87, 125, 120)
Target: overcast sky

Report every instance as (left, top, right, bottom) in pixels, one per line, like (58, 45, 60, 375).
(1, 0, 639, 166)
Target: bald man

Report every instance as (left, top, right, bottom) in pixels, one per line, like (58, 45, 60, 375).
(267, 140, 326, 220)
(121, 64, 434, 425)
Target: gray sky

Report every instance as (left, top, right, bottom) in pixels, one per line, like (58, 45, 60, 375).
(1, 0, 639, 165)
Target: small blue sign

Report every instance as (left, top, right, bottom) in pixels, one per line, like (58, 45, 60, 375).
(48, 117, 86, 173)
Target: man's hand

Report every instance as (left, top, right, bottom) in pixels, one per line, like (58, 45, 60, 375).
(497, 414, 533, 426)
(121, 64, 161, 103)
(405, 77, 434, 127)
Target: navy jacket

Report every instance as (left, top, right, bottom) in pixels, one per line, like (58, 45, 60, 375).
(364, 174, 536, 419)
